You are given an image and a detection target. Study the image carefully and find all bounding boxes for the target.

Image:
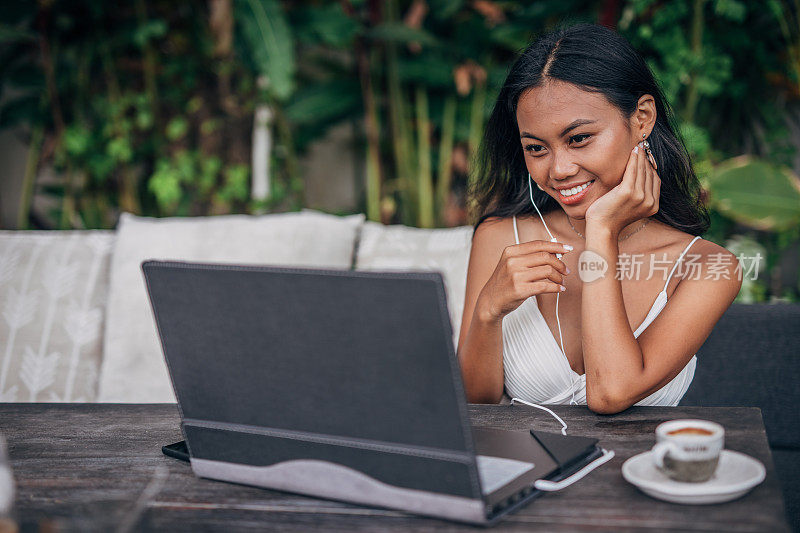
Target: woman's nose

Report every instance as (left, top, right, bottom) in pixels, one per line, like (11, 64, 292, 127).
(549, 149, 579, 180)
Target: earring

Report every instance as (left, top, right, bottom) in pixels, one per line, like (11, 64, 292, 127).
(537, 183, 544, 191)
(642, 133, 658, 170)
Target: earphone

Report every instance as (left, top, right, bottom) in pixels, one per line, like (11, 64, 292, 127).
(527, 173, 566, 358)
(511, 181, 617, 475)
(526, 172, 580, 405)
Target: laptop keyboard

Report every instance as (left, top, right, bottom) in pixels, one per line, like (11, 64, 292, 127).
(476, 455, 535, 495)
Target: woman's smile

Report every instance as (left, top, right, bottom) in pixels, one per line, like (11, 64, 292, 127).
(554, 179, 596, 205)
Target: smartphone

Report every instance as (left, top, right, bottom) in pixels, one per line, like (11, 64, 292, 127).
(162, 440, 190, 462)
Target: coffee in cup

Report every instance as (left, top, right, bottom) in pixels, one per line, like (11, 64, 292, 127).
(651, 419, 724, 482)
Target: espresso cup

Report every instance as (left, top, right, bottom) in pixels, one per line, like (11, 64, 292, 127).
(650, 419, 724, 482)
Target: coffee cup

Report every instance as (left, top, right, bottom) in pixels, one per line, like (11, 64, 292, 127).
(650, 419, 724, 482)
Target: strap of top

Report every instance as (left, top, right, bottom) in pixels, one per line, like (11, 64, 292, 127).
(512, 215, 520, 245)
(660, 235, 702, 293)
(512, 216, 700, 294)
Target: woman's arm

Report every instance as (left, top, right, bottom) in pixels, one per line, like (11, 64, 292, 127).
(457, 218, 507, 403)
(457, 217, 570, 403)
(581, 228, 742, 414)
(581, 141, 742, 414)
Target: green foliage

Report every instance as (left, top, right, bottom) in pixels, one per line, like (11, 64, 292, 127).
(707, 156, 800, 232)
(0, 0, 797, 300)
(236, 0, 295, 101)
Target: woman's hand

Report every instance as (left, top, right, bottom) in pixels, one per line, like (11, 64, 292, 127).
(584, 140, 660, 236)
(477, 239, 572, 321)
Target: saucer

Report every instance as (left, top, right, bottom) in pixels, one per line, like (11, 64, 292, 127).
(621, 449, 765, 504)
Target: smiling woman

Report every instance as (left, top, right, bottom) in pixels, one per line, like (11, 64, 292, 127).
(456, 23, 742, 414)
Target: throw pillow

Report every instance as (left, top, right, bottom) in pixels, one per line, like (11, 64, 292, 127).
(0, 231, 114, 402)
(354, 221, 473, 350)
(98, 210, 365, 403)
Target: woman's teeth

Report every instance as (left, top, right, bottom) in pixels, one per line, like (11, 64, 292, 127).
(559, 180, 594, 197)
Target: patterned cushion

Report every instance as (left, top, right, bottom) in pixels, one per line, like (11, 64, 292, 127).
(0, 231, 115, 402)
(354, 221, 473, 349)
(98, 210, 366, 403)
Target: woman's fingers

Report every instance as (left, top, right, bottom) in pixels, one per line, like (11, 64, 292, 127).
(526, 264, 565, 286)
(530, 280, 566, 295)
(512, 239, 573, 259)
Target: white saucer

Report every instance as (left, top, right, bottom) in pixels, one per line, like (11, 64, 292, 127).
(621, 449, 766, 504)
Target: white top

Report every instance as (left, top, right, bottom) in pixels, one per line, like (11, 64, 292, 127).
(503, 215, 701, 406)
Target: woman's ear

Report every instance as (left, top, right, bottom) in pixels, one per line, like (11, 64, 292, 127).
(634, 94, 657, 137)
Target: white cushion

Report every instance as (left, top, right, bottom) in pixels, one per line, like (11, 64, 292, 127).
(354, 221, 473, 349)
(0, 231, 115, 402)
(98, 210, 365, 403)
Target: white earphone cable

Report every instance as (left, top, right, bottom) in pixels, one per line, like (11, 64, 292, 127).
(528, 173, 567, 360)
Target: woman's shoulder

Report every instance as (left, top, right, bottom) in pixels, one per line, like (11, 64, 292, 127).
(472, 215, 515, 252)
(474, 213, 551, 246)
(655, 227, 742, 293)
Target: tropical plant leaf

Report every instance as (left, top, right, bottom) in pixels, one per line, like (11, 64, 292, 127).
(291, 4, 360, 48)
(707, 155, 800, 231)
(366, 23, 439, 48)
(396, 56, 455, 88)
(236, 0, 295, 101)
(285, 79, 362, 125)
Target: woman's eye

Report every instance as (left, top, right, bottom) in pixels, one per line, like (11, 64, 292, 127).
(524, 134, 591, 155)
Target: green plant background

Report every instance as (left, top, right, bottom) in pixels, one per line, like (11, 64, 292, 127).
(1, 0, 799, 302)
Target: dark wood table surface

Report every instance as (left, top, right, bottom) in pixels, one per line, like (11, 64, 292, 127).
(0, 404, 790, 532)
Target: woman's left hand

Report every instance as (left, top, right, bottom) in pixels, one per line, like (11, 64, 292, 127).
(584, 140, 660, 236)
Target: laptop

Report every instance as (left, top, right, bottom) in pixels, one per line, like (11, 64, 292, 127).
(142, 260, 606, 525)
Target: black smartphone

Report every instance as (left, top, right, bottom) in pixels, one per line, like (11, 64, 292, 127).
(162, 440, 189, 462)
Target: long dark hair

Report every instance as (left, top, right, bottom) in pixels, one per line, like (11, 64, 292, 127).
(469, 22, 710, 237)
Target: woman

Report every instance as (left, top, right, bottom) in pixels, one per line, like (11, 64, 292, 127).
(457, 23, 742, 414)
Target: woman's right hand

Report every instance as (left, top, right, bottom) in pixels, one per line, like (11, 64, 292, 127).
(477, 240, 572, 321)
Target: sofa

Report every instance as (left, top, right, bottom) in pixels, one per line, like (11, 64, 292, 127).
(0, 209, 473, 404)
(0, 209, 797, 528)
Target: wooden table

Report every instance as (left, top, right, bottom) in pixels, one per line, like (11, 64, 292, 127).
(0, 404, 789, 532)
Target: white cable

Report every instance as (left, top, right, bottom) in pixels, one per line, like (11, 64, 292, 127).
(533, 448, 615, 491)
(527, 173, 556, 242)
(555, 292, 566, 359)
(510, 397, 568, 436)
(528, 173, 568, 378)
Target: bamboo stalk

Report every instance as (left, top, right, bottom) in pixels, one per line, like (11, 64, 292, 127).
(385, 0, 416, 224)
(682, 0, 706, 123)
(17, 126, 44, 230)
(415, 86, 433, 228)
(136, 0, 161, 144)
(436, 95, 456, 226)
(467, 81, 486, 191)
(356, 33, 383, 222)
(272, 105, 303, 209)
(365, 52, 383, 222)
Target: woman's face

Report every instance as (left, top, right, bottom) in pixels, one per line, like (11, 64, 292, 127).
(516, 79, 650, 216)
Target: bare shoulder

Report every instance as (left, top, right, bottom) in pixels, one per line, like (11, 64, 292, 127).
(677, 235, 743, 298)
(471, 216, 515, 259)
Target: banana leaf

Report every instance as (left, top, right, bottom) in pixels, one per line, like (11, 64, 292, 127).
(706, 155, 800, 231)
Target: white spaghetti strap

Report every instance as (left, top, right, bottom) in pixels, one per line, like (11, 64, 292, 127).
(662, 235, 702, 292)
(512, 215, 520, 245)
(510, 397, 569, 435)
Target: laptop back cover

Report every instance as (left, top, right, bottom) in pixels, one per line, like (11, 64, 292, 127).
(142, 261, 486, 522)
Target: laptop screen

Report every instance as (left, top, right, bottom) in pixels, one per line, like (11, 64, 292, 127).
(143, 261, 476, 454)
